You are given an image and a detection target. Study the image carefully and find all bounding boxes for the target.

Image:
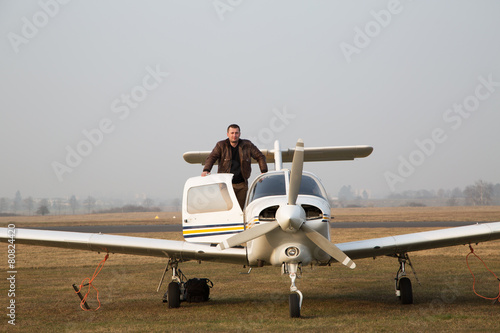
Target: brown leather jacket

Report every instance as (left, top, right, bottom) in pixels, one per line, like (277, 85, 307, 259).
(203, 139, 268, 181)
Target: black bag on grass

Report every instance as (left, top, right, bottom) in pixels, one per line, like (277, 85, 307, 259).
(185, 278, 213, 302)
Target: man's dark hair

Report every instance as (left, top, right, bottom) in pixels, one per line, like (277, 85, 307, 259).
(227, 124, 240, 132)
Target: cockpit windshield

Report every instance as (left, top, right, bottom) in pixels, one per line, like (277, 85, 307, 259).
(299, 174, 327, 199)
(248, 172, 327, 202)
(249, 173, 286, 201)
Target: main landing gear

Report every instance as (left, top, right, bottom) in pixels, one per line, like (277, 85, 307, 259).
(283, 262, 303, 318)
(159, 259, 213, 308)
(158, 260, 187, 308)
(394, 253, 418, 305)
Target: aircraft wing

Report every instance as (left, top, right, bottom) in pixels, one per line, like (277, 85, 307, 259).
(335, 222, 500, 260)
(0, 228, 247, 265)
(183, 145, 373, 164)
(3, 222, 499, 266)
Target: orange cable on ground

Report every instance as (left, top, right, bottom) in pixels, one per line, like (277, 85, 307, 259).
(466, 245, 500, 303)
(74, 253, 109, 311)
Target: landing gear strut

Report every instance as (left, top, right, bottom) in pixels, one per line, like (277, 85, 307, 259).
(283, 262, 303, 317)
(158, 260, 186, 308)
(394, 253, 417, 304)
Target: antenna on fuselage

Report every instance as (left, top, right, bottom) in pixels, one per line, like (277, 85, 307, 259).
(273, 140, 282, 171)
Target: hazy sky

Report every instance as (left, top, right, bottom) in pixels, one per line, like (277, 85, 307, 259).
(1, 0, 499, 201)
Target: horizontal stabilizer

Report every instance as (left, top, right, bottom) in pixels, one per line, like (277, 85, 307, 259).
(183, 145, 373, 165)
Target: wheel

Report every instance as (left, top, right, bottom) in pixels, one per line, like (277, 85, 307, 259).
(398, 277, 413, 304)
(167, 282, 181, 308)
(289, 293, 301, 318)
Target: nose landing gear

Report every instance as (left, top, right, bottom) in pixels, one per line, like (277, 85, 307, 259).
(283, 262, 303, 317)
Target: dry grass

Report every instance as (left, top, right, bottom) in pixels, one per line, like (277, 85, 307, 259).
(1, 207, 500, 332)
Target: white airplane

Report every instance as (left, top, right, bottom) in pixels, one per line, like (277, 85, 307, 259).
(2, 139, 500, 318)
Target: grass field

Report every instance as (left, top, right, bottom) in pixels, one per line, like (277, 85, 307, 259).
(1, 207, 500, 332)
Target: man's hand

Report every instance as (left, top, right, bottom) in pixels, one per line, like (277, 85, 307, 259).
(201, 171, 210, 177)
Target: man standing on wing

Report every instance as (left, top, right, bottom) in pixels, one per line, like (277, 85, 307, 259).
(202, 124, 268, 209)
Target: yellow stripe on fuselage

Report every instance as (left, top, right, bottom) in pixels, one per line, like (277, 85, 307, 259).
(183, 226, 244, 235)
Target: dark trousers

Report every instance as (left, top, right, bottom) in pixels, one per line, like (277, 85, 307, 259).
(232, 182, 248, 210)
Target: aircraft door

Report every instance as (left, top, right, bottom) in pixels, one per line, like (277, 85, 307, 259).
(182, 174, 244, 243)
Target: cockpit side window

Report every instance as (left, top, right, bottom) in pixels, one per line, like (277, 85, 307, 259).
(187, 183, 233, 214)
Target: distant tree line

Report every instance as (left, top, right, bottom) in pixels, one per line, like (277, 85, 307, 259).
(463, 180, 497, 206)
(385, 180, 499, 206)
(337, 180, 500, 207)
(2, 180, 498, 216)
(338, 185, 369, 201)
(96, 204, 162, 214)
(0, 192, 167, 216)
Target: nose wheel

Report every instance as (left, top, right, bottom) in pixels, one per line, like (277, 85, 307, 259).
(289, 292, 302, 318)
(283, 263, 303, 317)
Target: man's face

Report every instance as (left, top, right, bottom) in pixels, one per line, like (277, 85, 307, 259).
(227, 127, 241, 143)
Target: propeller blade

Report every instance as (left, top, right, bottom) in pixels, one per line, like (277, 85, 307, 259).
(302, 224, 356, 269)
(218, 222, 279, 250)
(288, 139, 304, 206)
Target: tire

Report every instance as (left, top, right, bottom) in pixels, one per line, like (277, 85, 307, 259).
(168, 282, 181, 308)
(399, 277, 413, 305)
(289, 293, 301, 318)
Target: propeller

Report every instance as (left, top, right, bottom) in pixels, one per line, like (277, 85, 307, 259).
(217, 221, 279, 250)
(302, 224, 356, 269)
(288, 139, 304, 206)
(218, 139, 356, 269)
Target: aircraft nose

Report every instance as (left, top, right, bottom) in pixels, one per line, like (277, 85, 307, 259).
(276, 205, 306, 233)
